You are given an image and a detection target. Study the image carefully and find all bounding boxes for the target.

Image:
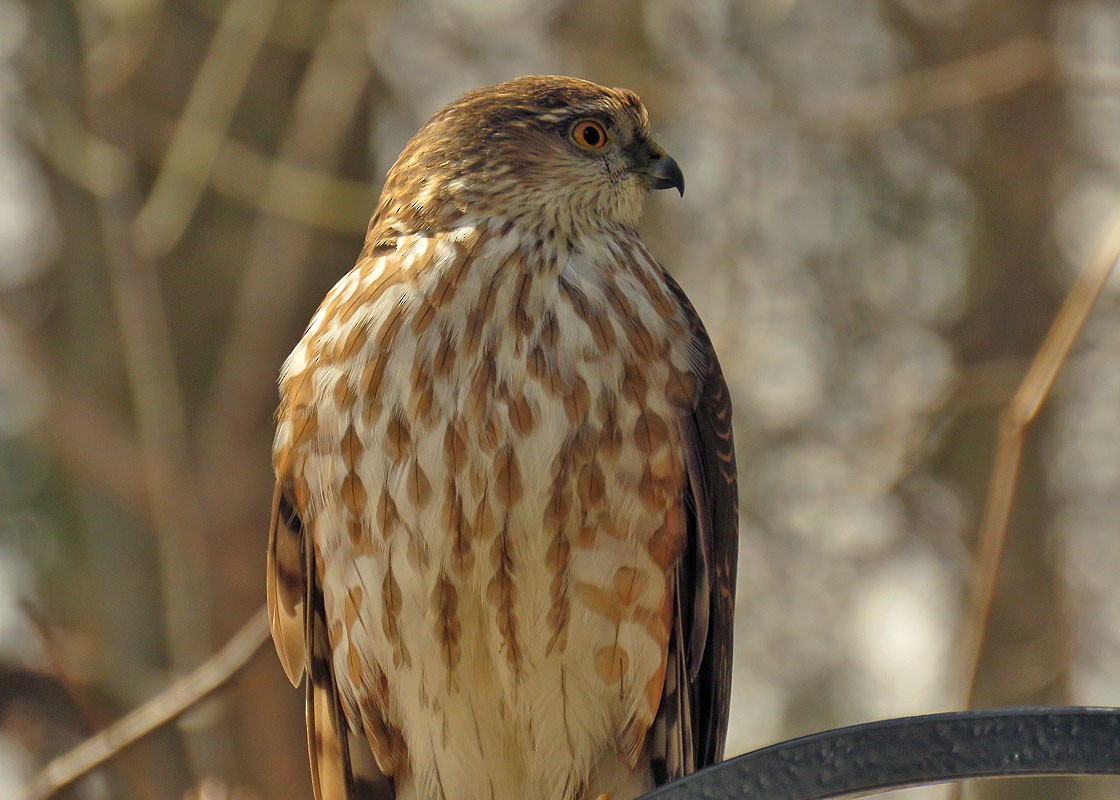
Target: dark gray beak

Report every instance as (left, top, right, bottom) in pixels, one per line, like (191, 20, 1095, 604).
(643, 152, 685, 197)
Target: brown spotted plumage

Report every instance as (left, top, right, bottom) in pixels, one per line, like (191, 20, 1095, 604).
(267, 75, 738, 800)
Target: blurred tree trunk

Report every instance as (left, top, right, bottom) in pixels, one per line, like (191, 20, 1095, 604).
(883, 1, 1073, 798)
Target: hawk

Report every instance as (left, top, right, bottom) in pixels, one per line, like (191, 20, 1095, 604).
(267, 76, 738, 800)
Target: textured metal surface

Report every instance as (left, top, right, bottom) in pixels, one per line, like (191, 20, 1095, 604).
(639, 707, 1120, 799)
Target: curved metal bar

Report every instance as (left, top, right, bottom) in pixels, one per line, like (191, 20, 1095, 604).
(641, 707, 1120, 799)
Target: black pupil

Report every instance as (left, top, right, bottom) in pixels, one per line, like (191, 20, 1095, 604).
(581, 124, 601, 146)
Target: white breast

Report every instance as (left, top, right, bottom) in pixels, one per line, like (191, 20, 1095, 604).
(280, 220, 696, 800)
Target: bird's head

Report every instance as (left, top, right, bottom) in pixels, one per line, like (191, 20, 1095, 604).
(371, 75, 684, 242)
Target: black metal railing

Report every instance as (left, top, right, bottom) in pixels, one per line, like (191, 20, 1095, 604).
(640, 707, 1120, 799)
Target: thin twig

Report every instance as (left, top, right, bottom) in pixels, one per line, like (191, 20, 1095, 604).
(20, 608, 271, 800)
(197, 0, 376, 513)
(20, 99, 371, 232)
(955, 202, 1120, 707)
(810, 38, 1056, 136)
(85, 12, 254, 768)
(21, 602, 112, 730)
(16, 97, 132, 197)
(185, 0, 327, 51)
(21, 604, 162, 800)
(130, 0, 280, 258)
(99, 173, 227, 776)
(201, 133, 374, 232)
(80, 0, 164, 99)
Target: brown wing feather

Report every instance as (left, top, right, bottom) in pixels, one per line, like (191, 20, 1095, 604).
(268, 479, 392, 799)
(651, 273, 739, 783)
(306, 541, 392, 800)
(269, 243, 413, 798)
(267, 481, 307, 686)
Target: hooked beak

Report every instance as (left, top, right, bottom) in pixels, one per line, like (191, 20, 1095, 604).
(636, 143, 685, 197)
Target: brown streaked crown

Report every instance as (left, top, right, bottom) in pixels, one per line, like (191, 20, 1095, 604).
(366, 76, 666, 246)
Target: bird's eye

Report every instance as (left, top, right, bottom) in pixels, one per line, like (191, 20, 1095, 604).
(571, 119, 609, 150)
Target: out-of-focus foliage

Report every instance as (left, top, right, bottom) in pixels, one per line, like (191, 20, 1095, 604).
(0, 1, 1118, 799)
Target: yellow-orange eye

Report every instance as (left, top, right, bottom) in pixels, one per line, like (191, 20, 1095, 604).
(571, 119, 609, 150)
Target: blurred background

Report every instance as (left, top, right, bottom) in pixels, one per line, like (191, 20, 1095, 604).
(1, 0, 1119, 798)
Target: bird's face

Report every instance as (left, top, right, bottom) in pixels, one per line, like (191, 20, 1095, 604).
(375, 76, 684, 239)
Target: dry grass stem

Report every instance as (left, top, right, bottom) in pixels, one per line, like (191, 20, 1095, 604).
(956, 203, 1120, 707)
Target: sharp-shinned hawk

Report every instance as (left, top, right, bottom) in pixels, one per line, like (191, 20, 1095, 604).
(267, 75, 738, 800)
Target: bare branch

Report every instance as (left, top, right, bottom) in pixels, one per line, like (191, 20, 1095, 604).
(21, 603, 162, 800)
(20, 608, 271, 800)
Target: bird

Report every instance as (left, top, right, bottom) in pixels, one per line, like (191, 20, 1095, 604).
(266, 75, 738, 800)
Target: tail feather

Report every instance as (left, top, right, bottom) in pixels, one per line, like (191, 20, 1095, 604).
(649, 575, 695, 785)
